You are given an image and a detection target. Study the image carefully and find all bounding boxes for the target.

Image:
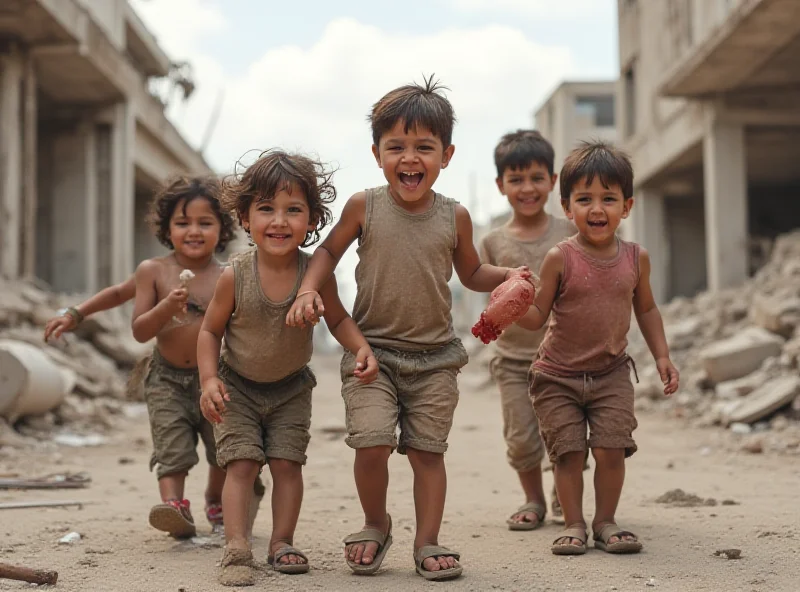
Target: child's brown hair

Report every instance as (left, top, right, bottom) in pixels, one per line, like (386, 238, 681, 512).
(494, 129, 555, 177)
(148, 175, 235, 252)
(560, 141, 634, 208)
(369, 74, 456, 147)
(222, 149, 335, 247)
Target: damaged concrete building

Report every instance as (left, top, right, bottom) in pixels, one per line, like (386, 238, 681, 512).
(617, 0, 800, 303)
(0, 0, 212, 295)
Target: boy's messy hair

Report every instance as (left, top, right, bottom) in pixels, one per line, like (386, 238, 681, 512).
(369, 74, 456, 147)
(494, 130, 555, 177)
(148, 175, 235, 253)
(221, 149, 335, 248)
(560, 141, 634, 206)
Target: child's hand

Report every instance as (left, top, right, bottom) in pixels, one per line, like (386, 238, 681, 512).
(353, 346, 379, 384)
(200, 377, 230, 423)
(44, 314, 77, 342)
(656, 358, 679, 396)
(165, 287, 189, 315)
(286, 291, 324, 327)
(506, 266, 533, 284)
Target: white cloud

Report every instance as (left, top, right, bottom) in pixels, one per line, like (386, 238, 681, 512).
(449, 0, 608, 18)
(129, 4, 578, 306)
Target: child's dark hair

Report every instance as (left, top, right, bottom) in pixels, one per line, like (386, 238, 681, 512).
(494, 129, 555, 177)
(222, 149, 335, 248)
(148, 175, 235, 252)
(560, 141, 634, 207)
(369, 74, 456, 147)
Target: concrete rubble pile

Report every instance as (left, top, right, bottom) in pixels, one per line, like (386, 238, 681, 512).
(629, 229, 800, 454)
(0, 277, 150, 446)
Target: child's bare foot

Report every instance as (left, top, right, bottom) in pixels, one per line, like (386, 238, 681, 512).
(343, 515, 393, 574)
(507, 501, 546, 530)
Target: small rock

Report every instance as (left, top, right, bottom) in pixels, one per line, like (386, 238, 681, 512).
(646, 577, 656, 587)
(721, 499, 740, 506)
(714, 548, 742, 560)
(741, 436, 764, 454)
(655, 489, 717, 507)
(59, 532, 81, 544)
(118, 457, 134, 465)
(730, 422, 752, 434)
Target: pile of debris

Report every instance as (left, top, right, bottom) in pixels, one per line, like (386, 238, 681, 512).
(629, 230, 800, 454)
(0, 277, 150, 446)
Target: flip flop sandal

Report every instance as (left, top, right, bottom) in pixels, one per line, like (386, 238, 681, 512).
(507, 501, 547, 531)
(343, 514, 393, 575)
(414, 545, 462, 581)
(593, 524, 643, 554)
(219, 547, 255, 587)
(149, 500, 197, 539)
(551, 525, 587, 555)
(268, 545, 310, 574)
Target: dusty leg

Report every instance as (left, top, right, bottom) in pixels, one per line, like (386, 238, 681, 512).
(509, 466, 547, 524)
(406, 448, 457, 573)
(345, 446, 391, 566)
(268, 459, 306, 565)
(222, 460, 260, 549)
(158, 472, 187, 502)
(552, 451, 586, 547)
(591, 448, 635, 544)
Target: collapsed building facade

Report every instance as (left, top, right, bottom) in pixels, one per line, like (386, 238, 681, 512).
(0, 0, 212, 294)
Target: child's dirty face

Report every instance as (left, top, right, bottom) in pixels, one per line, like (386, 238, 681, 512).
(244, 185, 313, 255)
(496, 161, 556, 219)
(372, 120, 454, 206)
(564, 176, 631, 246)
(169, 197, 221, 258)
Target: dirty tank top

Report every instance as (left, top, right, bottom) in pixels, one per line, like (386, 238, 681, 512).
(534, 236, 640, 376)
(220, 248, 313, 382)
(479, 215, 576, 362)
(351, 184, 458, 351)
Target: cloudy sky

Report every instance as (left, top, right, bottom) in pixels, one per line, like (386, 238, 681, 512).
(131, 0, 617, 304)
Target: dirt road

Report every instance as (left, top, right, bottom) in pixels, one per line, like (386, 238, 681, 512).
(1, 354, 799, 591)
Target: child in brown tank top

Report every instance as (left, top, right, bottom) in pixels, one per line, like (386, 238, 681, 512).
(285, 77, 531, 581)
(479, 130, 577, 531)
(516, 141, 679, 556)
(197, 149, 378, 585)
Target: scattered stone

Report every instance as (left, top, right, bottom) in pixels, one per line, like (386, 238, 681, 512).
(655, 489, 717, 507)
(713, 548, 742, 560)
(725, 376, 800, 425)
(58, 532, 81, 545)
(118, 457, 134, 465)
(721, 499, 740, 506)
(741, 436, 764, 454)
(700, 327, 784, 385)
(730, 422, 752, 434)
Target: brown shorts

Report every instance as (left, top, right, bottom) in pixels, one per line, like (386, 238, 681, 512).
(144, 350, 217, 479)
(489, 356, 545, 472)
(530, 361, 638, 463)
(341, 338, 469, 454)
(214, 362, 315, 468)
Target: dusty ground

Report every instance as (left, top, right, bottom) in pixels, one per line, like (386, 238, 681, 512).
(1, 353, 799, 592)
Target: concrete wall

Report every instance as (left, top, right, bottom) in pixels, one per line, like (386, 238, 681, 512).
(534, 81, 617, 216)
(665, 196, 707, 298)
(76, 0, 127, 50)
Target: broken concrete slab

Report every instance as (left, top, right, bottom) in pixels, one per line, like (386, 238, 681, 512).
(750, 293, 800, 338)
(715, 371, 767, 400)
(700, 327, 784, 384)
(725, 375, 800, 425)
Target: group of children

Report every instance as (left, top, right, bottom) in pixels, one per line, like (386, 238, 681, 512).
(43, 76, 679, 585)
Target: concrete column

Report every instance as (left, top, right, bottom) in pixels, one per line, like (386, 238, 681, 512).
(110, 101, 135, 284)
(50, 123, 98, 293)
(628, 189, 669, 304)
(0, 46, 23, 278)
(22, 52, 37, 278)
(703, 116, 748, 291)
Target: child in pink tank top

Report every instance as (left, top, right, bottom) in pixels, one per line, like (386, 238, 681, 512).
(516, 141, 679, 556)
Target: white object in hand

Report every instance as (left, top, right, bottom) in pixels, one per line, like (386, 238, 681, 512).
(179, 269, 195, 286)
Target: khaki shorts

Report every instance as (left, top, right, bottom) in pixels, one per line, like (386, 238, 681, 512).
(489, 356, 545, 472)
(214, 362, 315, 468)
(530, 360, 638, 464)
(144, 350, 217, 479)
(341, 338, 469, 455)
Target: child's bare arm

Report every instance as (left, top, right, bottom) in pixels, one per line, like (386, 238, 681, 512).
(633, 248, 679, 395)
(131, 261, 187, 343)
(318, 274, 378, 383)
(453, 205, 530, 292)
(44, 276, 137, 342)
(515, 247, 563, 331)
(197, 268, 235, 422)
(287, 193, 366, 326)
